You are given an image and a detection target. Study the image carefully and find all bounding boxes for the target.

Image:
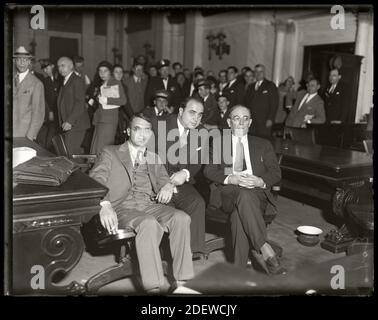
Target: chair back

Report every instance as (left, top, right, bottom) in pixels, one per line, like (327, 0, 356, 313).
(363, 139, 373, 154)
(285, 126, 316, 145)
(51, 133, 71, 158)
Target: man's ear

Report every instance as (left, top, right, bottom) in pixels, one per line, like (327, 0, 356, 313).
(179, 107, 184, 116)
(227, 118, 231, 128)
(248, 119, 252, 128)
(126, 128, 131, 137)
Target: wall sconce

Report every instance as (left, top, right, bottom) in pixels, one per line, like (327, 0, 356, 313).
(206, 31, 230, 60)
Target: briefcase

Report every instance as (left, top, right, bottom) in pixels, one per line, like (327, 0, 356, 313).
(13, 156, 79, 186)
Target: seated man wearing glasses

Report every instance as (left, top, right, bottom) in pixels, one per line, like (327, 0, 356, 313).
(89, 113, 194, 293)
(204, 105, 286, 275)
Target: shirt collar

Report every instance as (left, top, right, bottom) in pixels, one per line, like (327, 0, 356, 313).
(154, 106, 163, 116)
(177, 116, 187, 136)
(133, 75, 140, 82)
(64, 71, 74, 83)
(17, 69, 29, 82)
(229, 79, 236, 86)
(232, 134, 248, 144)
(127, 140, 146, 159)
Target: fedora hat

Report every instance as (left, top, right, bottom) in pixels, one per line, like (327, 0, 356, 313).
(13, 46, 33, 58)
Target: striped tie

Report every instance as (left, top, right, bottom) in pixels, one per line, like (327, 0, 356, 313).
(234, 138, 246, 172)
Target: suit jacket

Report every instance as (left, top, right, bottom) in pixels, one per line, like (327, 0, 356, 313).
(223, 79, 245, 108)
(13, 71, 45, 139)
(204, 134, 281, 208)
(57, 72, 90, 132)
(208, 108, 231, 129)
(142, 106, 170, 137)
(161, 114, 208, 184)
(244, 79, 279, 137)
(42, 75, 60, 123)
(92, 77, 127, 125)
(192, 93, 218, 125)
(285, 92, 326, 128)
(125, 76, 147, 114)
(89, 142, 170, 211)
(322, 82, 348, 123)
(145, 76, 180, 109)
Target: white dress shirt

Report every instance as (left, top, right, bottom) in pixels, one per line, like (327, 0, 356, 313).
(255, 80, 263, 91)
(17, 69, 29, 83)
(228, 78, 237, 88)
(176, 118, 190, 181)
(224, 134, 266, 188)
(162, 78, 168, 90)
(63, 71, 74, 86)
(298, 92, 317, 110)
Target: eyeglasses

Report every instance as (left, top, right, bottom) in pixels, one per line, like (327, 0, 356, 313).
(231, 116, 250, 124)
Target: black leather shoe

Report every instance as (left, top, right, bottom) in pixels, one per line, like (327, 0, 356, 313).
(264, 256, 287, 275)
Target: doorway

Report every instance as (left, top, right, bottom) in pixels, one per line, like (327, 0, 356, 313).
(302, 43, 362, 123)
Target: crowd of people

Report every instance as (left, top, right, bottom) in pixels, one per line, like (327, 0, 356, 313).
(12, 45, 349, 293)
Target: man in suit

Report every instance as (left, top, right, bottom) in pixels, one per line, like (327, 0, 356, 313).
(285, 78, 326, 128)
(188, 70, 205, 98)
(145, 59, 180, 110)
(36, 59, 60, 151)
(72, 55, 91, 88)
(172, 62, 183, 80)
(143, 90, 173, 135)
(125, 61, 148, 114)
(156, 98, 207, 259)
(206, 92, 232, 130)
(223, 66, 245, 108)
(89, 113, 193, 293)
(322, 68, 349, 123)
(57, 56, 90, 155)
(192, 80, 218, 128)
(218, 69, 228, 95)
(13, 46, 45, 140)
(204, 105, 285, 274)
(244, 64, 279, 139)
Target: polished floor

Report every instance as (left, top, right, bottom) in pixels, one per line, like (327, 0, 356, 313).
(61, 196, 349, 295)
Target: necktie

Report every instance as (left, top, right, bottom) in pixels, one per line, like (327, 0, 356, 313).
(220, 111, 225, 119)
(180, 129, 189, 148)
(298, 94, 309, 110)
(134, 150, 143, 168)
(329, 85, 335, 94)
(234, 138, 246, 172)
(15, 74, 20, 88)
(255, 81, 260, 91)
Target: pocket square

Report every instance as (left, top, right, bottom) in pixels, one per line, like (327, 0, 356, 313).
(263, 90, 268, 94)
(336, 92, 340, 95)
(196, 147, 202, 151)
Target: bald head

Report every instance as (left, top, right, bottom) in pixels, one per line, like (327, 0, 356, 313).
(57, 56, 74, 77)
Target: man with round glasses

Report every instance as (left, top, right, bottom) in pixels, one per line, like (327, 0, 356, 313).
(204, 105, 286, 275)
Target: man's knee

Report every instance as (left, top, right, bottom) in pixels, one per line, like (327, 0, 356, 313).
(137, 216, 161, 233)
(172, 210, 191, 226)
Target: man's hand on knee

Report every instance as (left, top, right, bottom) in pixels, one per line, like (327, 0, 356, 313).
(156, 182, 174, 204)
(99, 202, 118, 234)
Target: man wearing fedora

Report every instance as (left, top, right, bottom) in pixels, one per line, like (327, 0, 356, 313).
(143, 89, 174, 136)
(192, 79, 218, 128)
(145, 59, 180, 111)
(13, 46, 45, 141)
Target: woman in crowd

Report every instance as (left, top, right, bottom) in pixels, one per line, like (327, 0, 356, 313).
(275, 76, 297, 124)
(113, 64, 133, 144)
(90, 61, 127, 155)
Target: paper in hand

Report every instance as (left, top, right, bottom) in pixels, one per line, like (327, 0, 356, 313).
(101, 85, 120, 98)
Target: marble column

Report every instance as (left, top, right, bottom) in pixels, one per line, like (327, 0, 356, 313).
(354, 12, 373, 122)
(120, 13, 128, 68)
(272, 21, 287, 87)
(81, 12, 95, 80)
(184, 11, 204, 70)
(153, 12, 171, 60)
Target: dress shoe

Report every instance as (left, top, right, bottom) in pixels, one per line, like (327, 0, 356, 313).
(192, 252, 208, 261)
(250, 250, 287, 275)
(168, 280, 187, 294)
(264, 256, 287, 275)
(146, 287, 161, 295)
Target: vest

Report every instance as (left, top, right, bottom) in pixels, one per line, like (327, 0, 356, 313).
(128, 161, 154, 200)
